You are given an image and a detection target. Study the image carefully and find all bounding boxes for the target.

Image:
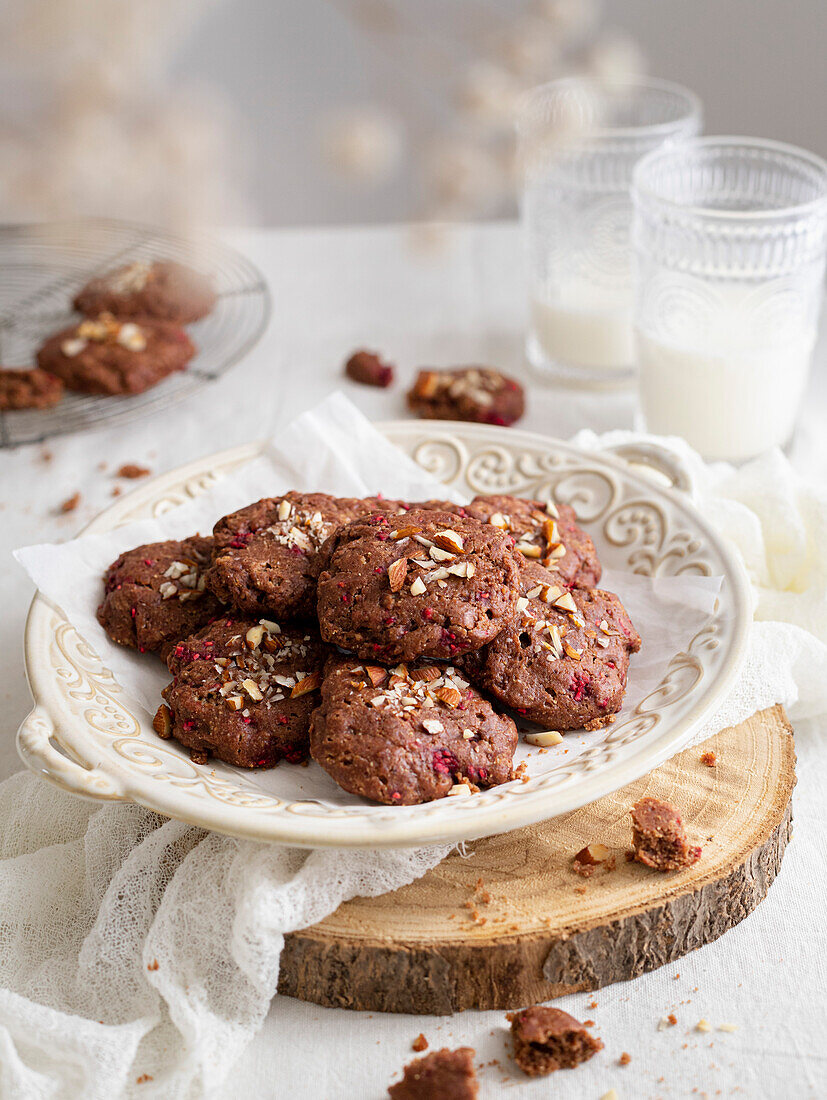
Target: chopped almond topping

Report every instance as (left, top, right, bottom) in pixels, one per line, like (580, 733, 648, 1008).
(409, 666, 441, 682)
(388, 557, 408, 591)
(432, 529, 464, 553)
(364, 664, 388, 687)
(575, 842, 610, 865)
(291, 671, 321, 697)
(524, 729, 563, 747)
(435, 685, 462, 708)
(390, 525, 421, 540)
(410, 577, 426, 596)
(152, 704, 172, 739)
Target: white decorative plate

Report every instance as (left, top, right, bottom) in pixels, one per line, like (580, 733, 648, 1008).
(19, 423, 751, 848)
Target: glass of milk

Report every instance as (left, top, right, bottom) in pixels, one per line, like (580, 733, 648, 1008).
(632, 137, 827, 462)
(519, 77, 702, 387)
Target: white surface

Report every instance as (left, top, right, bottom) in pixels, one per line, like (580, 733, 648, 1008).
(0, 223, 825, 1099)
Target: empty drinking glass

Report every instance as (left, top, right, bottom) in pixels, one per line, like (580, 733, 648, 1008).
(519, 76, 701, 386)
(632, 137, 827, 461)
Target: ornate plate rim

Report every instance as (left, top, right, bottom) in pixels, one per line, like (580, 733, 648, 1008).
(19, 421, 752, 848)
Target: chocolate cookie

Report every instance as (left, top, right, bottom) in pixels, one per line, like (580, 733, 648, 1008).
(37, 312, 195, 395)
(310, 655, 517, 804)
(0, 367, 63, 410)
(97, 536, 223, 658)
(388, 1047, 479, 1099)
(460, 561, 641, 730)
(509, 1007, 603, 1076)
(157, 616, 327, 767)
(206, 492, 380, 620)
(407, 367, 524, 426)
(316, 509, 522, 663)
(467, 494, 601, 587)
(73, 260, 216, 323)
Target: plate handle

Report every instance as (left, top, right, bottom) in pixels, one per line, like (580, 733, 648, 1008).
(601, 441, 697, 498)
(17, 707, 127, 801)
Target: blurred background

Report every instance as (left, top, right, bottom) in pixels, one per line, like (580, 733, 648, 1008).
(0, 0, 825, 229)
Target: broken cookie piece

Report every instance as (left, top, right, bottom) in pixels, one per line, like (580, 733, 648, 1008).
(630, 796, 701, 871)
(388, 1046, 478, 1099)
(509, 1006, 603, 1076)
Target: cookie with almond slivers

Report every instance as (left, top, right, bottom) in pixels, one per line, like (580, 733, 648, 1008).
(407, 366, 524, 426)
(467, 493, 601, 588)
(460, 561, 640, 731)
(310, 655, 517, 804)
(73, 260, 216, 323)
(158, 616, 327, 767)
(316, 509, 522, 663)
(97, 536, 223, 659)
(37, 312, 194, 395)
(206, 492, 386, 621)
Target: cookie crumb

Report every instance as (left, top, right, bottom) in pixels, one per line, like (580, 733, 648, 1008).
(718, 1022, 738, 1033)
(412, 1034, 428, 1052)
(345, 349, 394, 388)
(147, 959, 159, 971)
(619, 1051, 631, 1066)
(117, 463, 151, 479)
(136, 1075, 153, 1085)
(509, 1006, 603, 1077)
(696, 1018, 712, 1033)
(389, 1046, 477, 1099)
(59, 492, 81, 513)
(700, 750, 717, 767)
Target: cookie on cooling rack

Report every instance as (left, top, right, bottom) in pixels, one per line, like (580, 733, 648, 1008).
(37, 312, 195, 395)
(460, 561, 641, 731)
(157, 615, 327, 767)
(73, 260, 216, 324)
(0, 367, 63, 410)
(310, 654, 517, 804)
(97, 536, 224, 658)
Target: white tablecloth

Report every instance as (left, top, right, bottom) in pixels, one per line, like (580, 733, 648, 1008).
(1, 224, 824, 1099)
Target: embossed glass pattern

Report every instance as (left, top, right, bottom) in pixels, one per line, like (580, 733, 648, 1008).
(519, 77, 701, 386)
(632, 138, 827, 461)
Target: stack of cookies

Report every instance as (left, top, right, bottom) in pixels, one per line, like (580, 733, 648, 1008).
(97, 492, 640, 805)
(0, 259, 215, 410)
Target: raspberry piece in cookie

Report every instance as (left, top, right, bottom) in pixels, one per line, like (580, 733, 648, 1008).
(460, 561, 640, 730)
(316, 509, 522, 663)
(207, 492, 379, 620)
(73, 260, 216, 323)
(310, 655, 517, 804)
(467, 494, 601, 588)
(97, 536, 223, 658)
(0, 367, 63, 410)
(407, 367, 524, 426)
(159, 616, 327, 767)
(37, 312, 195, 395)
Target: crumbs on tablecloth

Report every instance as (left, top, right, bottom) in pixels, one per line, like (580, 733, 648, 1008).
(59, 492, 80, 513)
(117, 463, 151, 479)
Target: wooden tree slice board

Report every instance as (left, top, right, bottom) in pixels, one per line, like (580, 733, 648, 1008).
(279, 706, 795, 1014)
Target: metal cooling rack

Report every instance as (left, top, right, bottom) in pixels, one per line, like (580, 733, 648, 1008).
(0, 218, 271, 447)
